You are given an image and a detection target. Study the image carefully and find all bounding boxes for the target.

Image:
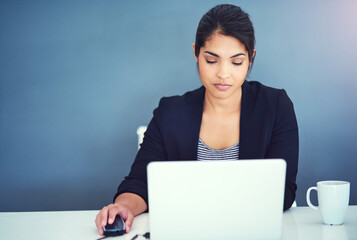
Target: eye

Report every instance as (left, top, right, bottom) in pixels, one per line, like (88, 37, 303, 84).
(206, 60, 217, 64)
(232, 62, 243, 66)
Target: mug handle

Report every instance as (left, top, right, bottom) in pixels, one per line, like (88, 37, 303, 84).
(306, 186, 318, 210)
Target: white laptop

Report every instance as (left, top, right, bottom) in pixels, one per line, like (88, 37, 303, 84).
(147, 159, 286, 240)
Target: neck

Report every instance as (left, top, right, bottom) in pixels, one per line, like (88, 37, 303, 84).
(203, 89, 242, 115)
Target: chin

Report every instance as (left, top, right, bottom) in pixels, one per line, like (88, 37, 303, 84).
(211, 91, 233, 99)
(209, 87, 241, 100)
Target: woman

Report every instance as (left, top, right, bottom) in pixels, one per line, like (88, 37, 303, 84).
(95, 4, 298, 235)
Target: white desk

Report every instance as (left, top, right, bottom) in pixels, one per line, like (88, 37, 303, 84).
(1, 206, 357, 240)
(282, 206, 357, 240)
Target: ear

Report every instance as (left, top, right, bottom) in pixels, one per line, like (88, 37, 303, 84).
(251, 49, 256, 62)
(192, 43, 198, 62)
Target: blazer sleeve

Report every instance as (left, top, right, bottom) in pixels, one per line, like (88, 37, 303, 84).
(265, 89, 299, 211)
(113, 98, 168, 206)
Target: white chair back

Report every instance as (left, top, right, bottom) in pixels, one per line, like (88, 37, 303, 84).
(137, 126, 147, 149)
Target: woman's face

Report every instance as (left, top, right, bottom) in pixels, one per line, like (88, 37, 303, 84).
(193, 33, 254, 101)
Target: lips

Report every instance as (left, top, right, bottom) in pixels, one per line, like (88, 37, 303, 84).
(214, 84, 232, 91)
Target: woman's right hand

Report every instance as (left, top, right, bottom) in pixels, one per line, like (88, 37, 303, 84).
(95, 202, 134, 235)
(95, 193, 147, 236)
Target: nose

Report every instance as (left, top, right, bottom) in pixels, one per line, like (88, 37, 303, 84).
(216, 62, 230, 80)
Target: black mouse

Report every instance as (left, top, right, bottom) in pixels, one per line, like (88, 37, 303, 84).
(103, 215, 126, 236)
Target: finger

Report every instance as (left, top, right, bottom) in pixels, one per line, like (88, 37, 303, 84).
(124, 212, 134, 233)
(108, 206, 120, 224)
(98, 227, 104, 236)
(95, 211, 105, 236)
(95, 212, 100, 227)
(99, 207, 109, 227)
(95, 213, 101, 230)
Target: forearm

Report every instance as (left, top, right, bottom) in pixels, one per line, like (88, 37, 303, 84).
(283, 181, 297, 211)
(114, 192, 148, 216)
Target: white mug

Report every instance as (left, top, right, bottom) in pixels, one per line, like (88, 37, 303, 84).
(306, 180, 350, 225)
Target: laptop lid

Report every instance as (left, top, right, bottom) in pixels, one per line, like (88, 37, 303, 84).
(147, 159, 286, 240)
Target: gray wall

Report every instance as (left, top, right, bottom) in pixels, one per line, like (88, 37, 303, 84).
(1, 0, 356, 211)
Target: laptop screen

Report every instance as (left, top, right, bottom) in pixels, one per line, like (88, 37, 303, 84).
(147, 159, 286, 240)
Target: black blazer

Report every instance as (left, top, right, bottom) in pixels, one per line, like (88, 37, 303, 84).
(115, 80, 299, 211)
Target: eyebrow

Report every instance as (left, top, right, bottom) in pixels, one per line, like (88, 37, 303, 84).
(204, 51, 246, 58)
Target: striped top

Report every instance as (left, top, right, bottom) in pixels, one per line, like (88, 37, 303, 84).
(197, 138, 239, 161)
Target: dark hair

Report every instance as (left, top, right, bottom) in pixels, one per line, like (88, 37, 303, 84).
(195, 4, 256, 70)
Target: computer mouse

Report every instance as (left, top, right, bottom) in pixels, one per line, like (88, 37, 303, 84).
(103, 215, 126, 236)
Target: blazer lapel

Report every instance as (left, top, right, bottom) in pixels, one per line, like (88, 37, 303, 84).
(239, 80, 256, 159)
(178, 86, 205, 160)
